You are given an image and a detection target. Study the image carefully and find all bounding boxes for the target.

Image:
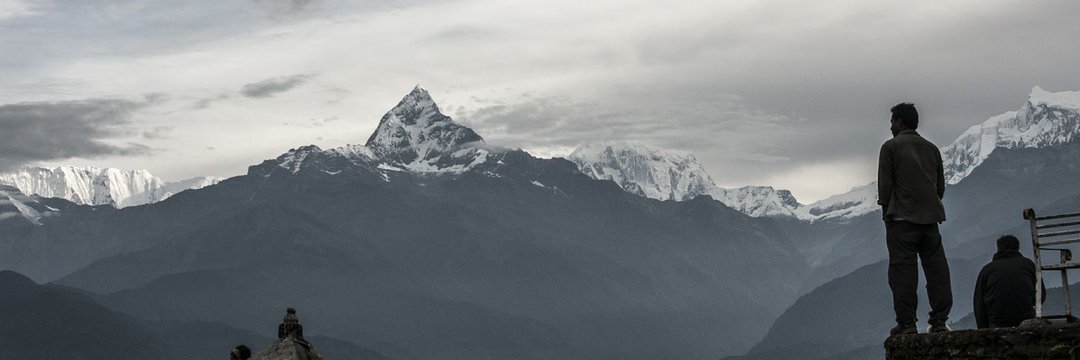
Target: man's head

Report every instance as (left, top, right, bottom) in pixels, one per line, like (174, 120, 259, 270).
(284, 307, 299, 323)
(997, 235, 1021, 252)
(890, 102, 919, 136)
(230, 345, 251, 360)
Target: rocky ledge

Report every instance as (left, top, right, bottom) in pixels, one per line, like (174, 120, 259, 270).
(885, 323, 1080, 359)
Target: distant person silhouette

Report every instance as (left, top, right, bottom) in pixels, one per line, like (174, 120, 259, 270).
(974, 235, 1044, 328)
(878, 102, 952, 336)
(229, 344, 251, 360)
(278, 307, 305, 340)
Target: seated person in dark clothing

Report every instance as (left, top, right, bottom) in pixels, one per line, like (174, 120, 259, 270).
(278, 307, 305, 340)
(974, 235, 1045, 328)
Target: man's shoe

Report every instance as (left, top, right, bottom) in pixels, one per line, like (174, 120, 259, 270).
(890, 323, 917, 336)
(927, 324, 951, 333)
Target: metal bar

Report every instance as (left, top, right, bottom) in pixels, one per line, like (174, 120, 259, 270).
(1039, 229, 1080, 238)
(1063, 269, 1072, 318)
(1039, 238, 1080, 247)
(1035, 212, 1080, 221)
(1041, 263, 1080, 271)
(1037, 220, 1080, 230)
(1030, 210, 1045, 318)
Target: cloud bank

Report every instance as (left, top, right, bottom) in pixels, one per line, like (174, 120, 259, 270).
(0, 99, 152, 171)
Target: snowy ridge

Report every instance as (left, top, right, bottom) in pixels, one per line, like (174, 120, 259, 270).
(714, 186, 802, 218)
(568, 141, 715, 201)
(275, 145, 324, 174)
(0, 185, 57, 225)
(942, 86, 1080, 184)
(0, 166, 221, 208)
(568, 141, 804, 218)
(795, 183, 878, 220)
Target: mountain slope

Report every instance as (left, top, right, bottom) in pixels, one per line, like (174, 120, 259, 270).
(0, 270, 174, 360)
(782, 140, 1080, 295)
(729, 258, 981, 360)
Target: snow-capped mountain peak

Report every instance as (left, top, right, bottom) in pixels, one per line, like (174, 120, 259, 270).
(365, 85, 485, 165)
(568, 141, 715, 201)
(714, 186, 803, 218)
(261, 86, 494, 177)
(1028, 85, 1080, 110)
(794, 182, 878, 221)
(0, 166, 222, 208)
(941, 86, 1080, 184)
(568, 141, 805, 218)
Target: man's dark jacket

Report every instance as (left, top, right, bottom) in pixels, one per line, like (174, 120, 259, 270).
(974, 250, 1041, 328)
(877, 129, 946, 224)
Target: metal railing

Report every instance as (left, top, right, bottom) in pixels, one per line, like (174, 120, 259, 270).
(1024, 208, 1080, 320)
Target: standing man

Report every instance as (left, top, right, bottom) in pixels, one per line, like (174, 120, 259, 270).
(878, 102, 952, 336)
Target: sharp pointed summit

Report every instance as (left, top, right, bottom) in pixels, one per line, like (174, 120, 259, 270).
(365, 86, 485, 166)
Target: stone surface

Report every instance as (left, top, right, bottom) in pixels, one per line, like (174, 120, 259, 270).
(250, 337, 325, 360)
(885, 323, 1080, 359)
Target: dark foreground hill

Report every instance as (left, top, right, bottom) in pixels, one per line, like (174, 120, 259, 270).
(0, 269, 386, 359)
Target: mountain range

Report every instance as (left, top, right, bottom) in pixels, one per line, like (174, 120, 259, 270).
(9, 86, 1074, 224)
(1, 86, 812, 359)
(569, 86, 1080, 222)
(0, 165, 221, 209)
(2, 85, 1079, 359)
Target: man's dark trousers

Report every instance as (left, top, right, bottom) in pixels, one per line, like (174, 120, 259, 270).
(886, 220, 952, 326)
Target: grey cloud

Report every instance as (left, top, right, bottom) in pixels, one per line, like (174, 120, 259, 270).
(253, 0, 317, 14)
(284, 116, 339, 128)
(191, 94, 231, 109)
(241, 74, 315, 98)
(0, 99, 153, 171)
(142, 126, 174, 140)
(427, 25, 502, 42)
(321, 87, 351, 104)
(454, 88, 799, 181)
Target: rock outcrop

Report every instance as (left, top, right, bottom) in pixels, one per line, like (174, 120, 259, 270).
(250, 338, 325, 360)
(247, 308, 325, 360)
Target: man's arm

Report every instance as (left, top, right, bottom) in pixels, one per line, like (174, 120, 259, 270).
(974, 268, 989, 329)
(936, 149, 945, 199)
(877, 142, 894, 219)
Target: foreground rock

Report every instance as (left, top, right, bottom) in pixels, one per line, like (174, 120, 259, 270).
(885, 323, 1080, 359)
(251, 337, 325, 360)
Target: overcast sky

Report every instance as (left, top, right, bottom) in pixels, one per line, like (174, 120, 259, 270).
(2, 0, 1079, 202)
